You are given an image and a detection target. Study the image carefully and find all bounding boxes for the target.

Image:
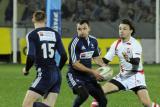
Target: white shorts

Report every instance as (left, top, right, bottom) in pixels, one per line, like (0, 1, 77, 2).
(112, 72, 146, 90)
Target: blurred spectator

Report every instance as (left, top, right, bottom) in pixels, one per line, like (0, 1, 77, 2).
(5, 0, 13, 24)
(62, 0, 155, 23)
(62, 0, 75, 20)
(72, 0, 85, 21)
(104, 1, 120, 22)
(98, 6, 111, 21)
(21, 0, 42, 23)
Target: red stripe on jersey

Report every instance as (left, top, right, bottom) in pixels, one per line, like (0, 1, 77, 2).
(115, 39, 121, 51)
(138, 70, 144, 74)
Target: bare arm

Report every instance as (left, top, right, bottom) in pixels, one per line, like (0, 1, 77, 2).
(93, 56, 106, 67)
(72, 60, 104, 80)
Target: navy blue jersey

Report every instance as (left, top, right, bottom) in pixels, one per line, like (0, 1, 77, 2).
(26, 27, 65, 67)
(68, 34, 100, 79)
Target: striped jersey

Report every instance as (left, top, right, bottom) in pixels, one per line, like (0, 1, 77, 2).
(68, 34, 100, 77)
(104, 37, 143, 77)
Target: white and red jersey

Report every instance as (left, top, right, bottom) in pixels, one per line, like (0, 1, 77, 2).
(104, 36, 143, 77)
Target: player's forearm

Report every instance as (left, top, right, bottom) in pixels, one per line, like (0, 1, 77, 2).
(93, 57, 106, 67)
(102, 58, 110, 65)
(59, 52, 67, 70)
(25, 55, 34, 71)
(72, 61, 93, 74)
(129, 58, 140, 65)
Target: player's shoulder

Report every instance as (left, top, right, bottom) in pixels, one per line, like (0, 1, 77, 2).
(89, 35, 97, 39)
(26, 29, 35, 39)
(88, 35, 98, 44)
(112, 39, 122, 46)
(131, 37, 141, 46)
(70, 35, 80, 46)
(89, 35, 97, 41)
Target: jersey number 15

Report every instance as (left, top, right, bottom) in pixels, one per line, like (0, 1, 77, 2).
(41, 43, 55, 59)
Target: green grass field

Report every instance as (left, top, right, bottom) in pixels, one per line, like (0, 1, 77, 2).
(0, 64, 160, 107)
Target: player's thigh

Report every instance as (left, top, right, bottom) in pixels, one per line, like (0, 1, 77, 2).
(23, 90, 42, 107)
(136, 89, 151, 105)
(43, 92, 58, 107)
(102, 81, 119, 94)
(88, 82, 106, 101)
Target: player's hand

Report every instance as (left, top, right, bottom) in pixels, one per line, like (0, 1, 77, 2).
(22, 67, 29, 76)
(92, 69, 104, 81)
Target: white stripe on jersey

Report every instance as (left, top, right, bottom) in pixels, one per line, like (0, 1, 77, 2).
(89, 35, 96, 39)
(26, 33, 30, 55)
(71, 38, 79, 63)
(68, 73, 77, 87)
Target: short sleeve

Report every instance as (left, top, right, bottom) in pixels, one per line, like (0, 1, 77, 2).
(132, 41, 142, 58)
(69, 38, 80, 63)
(92, 40, 100, 57)
(26, 33, 35, 56)
(104, 41, 116, 61)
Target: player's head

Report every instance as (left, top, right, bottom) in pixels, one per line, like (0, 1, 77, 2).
(119, 19, 135, 40)
(76, 19, 90, 38)
(32, 10, 46, 23)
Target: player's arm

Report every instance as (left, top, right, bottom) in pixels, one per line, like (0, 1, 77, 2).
(72, 61, 104, 81)
(69, 38, 103, 80)
(123, 42, 141, 65)
(100, 40, 117, 66)
(92, 39, 106, 66)
(22, 34, 35, 75)
(56, 33, 67, 70)
(93, 56, 106, 67)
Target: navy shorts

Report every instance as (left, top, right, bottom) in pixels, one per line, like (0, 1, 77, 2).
(29, 66, 61, 96)
(66, 72, 103, 95)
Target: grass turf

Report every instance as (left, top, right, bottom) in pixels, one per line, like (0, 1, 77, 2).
(0, 64, 159, 107)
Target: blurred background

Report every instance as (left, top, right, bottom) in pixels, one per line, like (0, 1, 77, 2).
(0, 0, 159, 64)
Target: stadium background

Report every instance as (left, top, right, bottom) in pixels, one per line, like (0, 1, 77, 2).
(0, 0, 160, 107)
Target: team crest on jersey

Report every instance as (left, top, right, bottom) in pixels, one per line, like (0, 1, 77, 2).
(81, 45, 86, 50)
(80, 51, 94, 59)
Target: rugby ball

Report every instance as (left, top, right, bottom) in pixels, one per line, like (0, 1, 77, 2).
(97, 66, 113, 81)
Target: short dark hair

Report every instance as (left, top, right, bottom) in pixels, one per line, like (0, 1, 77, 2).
(33, 10, 46, 22)
(77, 19, 90, 26)
(120, 19, 135, 36)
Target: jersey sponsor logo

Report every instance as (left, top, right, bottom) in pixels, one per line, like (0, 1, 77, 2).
(38, 31, 56, 41)
(80, 51, 94, 59)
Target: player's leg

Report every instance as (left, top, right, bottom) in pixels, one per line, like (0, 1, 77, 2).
(22, 90, 42, 107)
(66, 72, 89, 107)
(89, 82, 107, 107)
(91, 79, 125, 107)
(133, 87, 152, 107)
(73, 85, 89, 107)
(43, 92, 58, 107)
(102, 80, 120, 94)
(136, 90, 160, 107)
(43, 66, 61, 107)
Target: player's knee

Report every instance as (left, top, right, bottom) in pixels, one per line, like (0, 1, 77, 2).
(33, 102, 50, 107)
(142, 102, 151, 107)
(22, 101, 32, 107)
(80, 92, 89, 101)
(75, 86, 89, 101)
